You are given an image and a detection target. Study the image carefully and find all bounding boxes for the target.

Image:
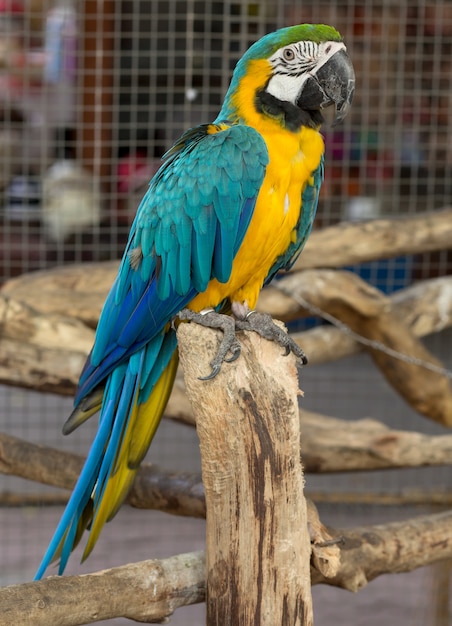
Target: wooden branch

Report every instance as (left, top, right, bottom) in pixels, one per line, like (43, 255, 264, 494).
(1, 261, 118, 328)
(311, 509, 452, 591)
(430, 559, 452, 626)
(2, 273, 452, 396)
(2, 509, 452, 624)
(294, 207, 452, 270)
(0, 294, 93, 395)
(177, 322, 313, 625)
(290, 325, 358, 364)
(0, 430, 205, 518)
(300, 410, 452, 472)
(392, 275, 452, 336)
(0, 492, 69, 507)
(260, 275, 452, 365)
(1, 403, 452, 509)
(165, 373, 196, 426)
(127, 464, 205, 519)
(169, 386, 452, 476)
(0, 431, 82, 490)
(307, 490, 452, 507)
(260, 270, 452, 427)
(0, 551, 206, 626)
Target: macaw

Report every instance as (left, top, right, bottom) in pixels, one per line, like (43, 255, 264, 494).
(35, 23, 354, 578)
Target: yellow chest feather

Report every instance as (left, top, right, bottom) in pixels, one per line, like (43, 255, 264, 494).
(190, 60, 324, 312)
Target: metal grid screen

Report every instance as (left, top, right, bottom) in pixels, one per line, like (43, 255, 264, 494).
(0, 2, 451, 625)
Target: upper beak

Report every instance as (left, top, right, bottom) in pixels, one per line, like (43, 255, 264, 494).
(296, 48, 355, 125)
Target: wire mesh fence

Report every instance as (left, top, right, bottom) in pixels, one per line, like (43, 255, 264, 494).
(0, 1, 451, 624)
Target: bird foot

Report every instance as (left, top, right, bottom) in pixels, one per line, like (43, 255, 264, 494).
(178, 309, 242, 380)
(178, 308, 307, 380)
(235, 311, 308, 364)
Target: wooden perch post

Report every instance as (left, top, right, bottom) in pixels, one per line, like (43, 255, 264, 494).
(177, 321, 313, 626)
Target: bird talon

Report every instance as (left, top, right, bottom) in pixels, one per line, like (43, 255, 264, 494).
(224, 343, 241, 363)
(198, 364, 221, 381)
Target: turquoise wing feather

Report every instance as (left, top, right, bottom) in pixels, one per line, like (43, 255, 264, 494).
(34, 122, 268, 579)
(77, 122, 268, 402)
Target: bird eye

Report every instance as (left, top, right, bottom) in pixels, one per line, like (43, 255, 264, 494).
(325, 44, 332, 54)
(283, 48, 295, 61)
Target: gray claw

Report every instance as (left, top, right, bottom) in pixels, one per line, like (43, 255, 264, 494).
(198, 364, 222, 381)
(224, 344, 241, 363)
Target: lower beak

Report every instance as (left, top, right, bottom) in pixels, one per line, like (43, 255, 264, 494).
(296, 49, 355, 125)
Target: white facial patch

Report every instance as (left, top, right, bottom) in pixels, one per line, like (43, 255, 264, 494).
(266, 40, 346, 105)
(266, 73, 309, 104)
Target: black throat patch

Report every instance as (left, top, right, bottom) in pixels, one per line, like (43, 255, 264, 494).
(255, 89, 323, 131)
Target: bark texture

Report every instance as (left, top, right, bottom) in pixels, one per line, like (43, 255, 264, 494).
(177, 321, 313, 626)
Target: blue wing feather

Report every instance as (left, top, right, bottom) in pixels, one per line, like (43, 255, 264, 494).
(75, 123, 267, 404)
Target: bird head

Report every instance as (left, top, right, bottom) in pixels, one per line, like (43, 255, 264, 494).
(221, 24, 355, 131)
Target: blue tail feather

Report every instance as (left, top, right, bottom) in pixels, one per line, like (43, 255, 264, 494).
(34, 334, 177, 579)
(34, 403, 116, 579)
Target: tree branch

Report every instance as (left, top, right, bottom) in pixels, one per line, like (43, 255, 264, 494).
(2, 273, 452, 396)
(294, 208, 452, 270)
(1, 261, 118, 328)
(0, 294, 92, 395)
(1, 405, 452, 508)
(0, 429, 205, 518)
(0, 551, 206, 625)
(312, 509, 452, 591)
(259, 275, 452, 365)
(260, 270, 452, 426)
(1, 509, 451, 624)
(2, 209, 452, 316)
(301, 410, 452, 472)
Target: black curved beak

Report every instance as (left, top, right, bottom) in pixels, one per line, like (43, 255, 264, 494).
(296, 48, 355, 125)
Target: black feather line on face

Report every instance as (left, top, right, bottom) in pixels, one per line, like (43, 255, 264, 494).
(272, 59, 316, 77)
(255, 89, 324, 131)
(272, 41, 320, 76)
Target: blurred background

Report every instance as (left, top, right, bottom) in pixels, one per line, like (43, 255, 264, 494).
(0, 1, 451, 624)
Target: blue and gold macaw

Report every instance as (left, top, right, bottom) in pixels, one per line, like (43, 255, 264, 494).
(35, 23, 354, 578)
